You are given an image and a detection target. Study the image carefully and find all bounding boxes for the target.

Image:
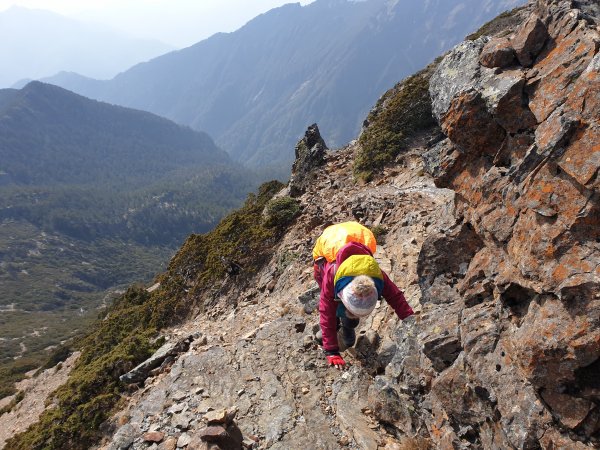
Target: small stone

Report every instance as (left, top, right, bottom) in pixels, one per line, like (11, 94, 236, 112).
(204, 409, 228, 424)
(339, 436, 350, 446)
(479, 37, 516, 68)
(143, 431, 165, 443)
(341, 372, 351, 381)
(237, 388, 246, 396)
(168, 403, 186, 414)
(171, 412, 192, 430)
(177, 432, 192, 447)
(303, 335, 314, 348)
(242, 437, 256, 449)
(192, 377, 203, 385)
(301, 387, 310, 395)
(171, 391, 187, 401)
(198, 425, 228, 442)
(111, 423, 137, 449)
(159, 437, 177, 450)
(196, 401, 213, 414)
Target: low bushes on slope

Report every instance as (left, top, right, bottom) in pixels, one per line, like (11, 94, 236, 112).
(466, 6, 526, 41)
(354, 64, 439, 181)
(159, 180, 286, 307)
(5, 180, 289, 450)
(262, 196, 301, 229)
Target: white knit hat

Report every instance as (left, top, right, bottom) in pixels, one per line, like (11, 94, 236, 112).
(339, 275, 378, 318)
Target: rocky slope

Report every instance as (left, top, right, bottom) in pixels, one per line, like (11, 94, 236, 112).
(2, 0, 598, 449)
(91, 134, 452, 450)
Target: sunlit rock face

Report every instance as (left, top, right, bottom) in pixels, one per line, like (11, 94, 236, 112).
(419, 0, 600, 447)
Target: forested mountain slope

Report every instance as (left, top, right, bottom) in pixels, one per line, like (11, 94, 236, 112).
(0, 81, 256, 400)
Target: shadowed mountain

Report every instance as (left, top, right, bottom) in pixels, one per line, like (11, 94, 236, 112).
(43, 0, 525, 174)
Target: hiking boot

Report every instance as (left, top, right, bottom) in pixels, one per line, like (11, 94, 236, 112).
(340, 325, 356, 349)
(315, 329, 323, 345)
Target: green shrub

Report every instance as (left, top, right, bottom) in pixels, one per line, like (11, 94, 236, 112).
(354, 65, 438, 181)
(370, 225, 388, 241)
(466, 7, 525, 41)
(263, 197, 301, 228)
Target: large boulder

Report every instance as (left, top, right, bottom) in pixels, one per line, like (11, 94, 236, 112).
(414, 0, 600, 447)
(288, 123, 327, 197)
(510, 14, 549, 67)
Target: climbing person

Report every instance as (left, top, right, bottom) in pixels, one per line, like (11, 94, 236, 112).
(313, 221, 414, 370)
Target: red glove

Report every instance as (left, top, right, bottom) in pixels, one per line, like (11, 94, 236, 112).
(326, 354, 346, 369)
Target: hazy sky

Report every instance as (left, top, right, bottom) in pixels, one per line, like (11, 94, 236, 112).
(0, 0, 315, 48)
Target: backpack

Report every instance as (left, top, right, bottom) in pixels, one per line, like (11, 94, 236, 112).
(312, 221, 377, 263)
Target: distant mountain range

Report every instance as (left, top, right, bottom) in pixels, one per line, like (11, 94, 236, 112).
(0, 6, 174, 88)
(42, 0, 526, 174)
(0, 81, 256, 369)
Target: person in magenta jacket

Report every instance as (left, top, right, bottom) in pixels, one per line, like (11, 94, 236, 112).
(314, 241, 414, 369)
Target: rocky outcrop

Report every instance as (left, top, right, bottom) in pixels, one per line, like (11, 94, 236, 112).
(8, 2, 598, 450)
(412, 0, 599, 447)
(288, 124, 327, 197)
(120, 335, 196, 385)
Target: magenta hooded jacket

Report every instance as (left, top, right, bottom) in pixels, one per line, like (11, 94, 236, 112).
(316, 241, 414, 352)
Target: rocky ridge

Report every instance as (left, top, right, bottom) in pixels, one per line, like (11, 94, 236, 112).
(94, 138, 452, 450)
(2, 0, 598, 449)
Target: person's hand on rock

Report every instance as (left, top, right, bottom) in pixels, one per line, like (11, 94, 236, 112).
(326, 354, 346, 370)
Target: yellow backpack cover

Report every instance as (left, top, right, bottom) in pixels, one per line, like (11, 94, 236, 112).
(313, 221, 377, 263)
